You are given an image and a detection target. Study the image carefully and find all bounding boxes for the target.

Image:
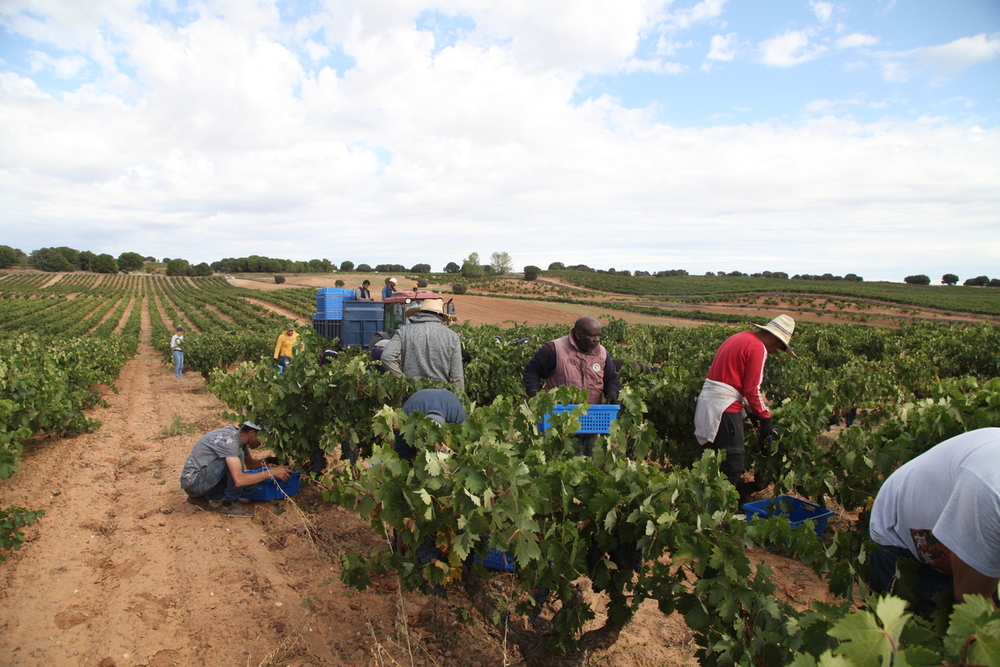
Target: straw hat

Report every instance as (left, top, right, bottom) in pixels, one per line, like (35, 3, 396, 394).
(750, 314, 796, 357)
(405, 299, 446, 319)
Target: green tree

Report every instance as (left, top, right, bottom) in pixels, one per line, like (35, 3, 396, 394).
(941, 273, 959, 285)
(274, 275, 286, 284)
(461, 252, 482, 278)
(91, 253, 118, 273)
(117, 252, 145, 272)
(0, 245, 20, 268)
(490, 251, 512, 274)
(904, 274, 931, 285)
(523, 265, 541, 281)
(356, 263, 372, 272)
(30, 248, 73, 272)
(340, 260, 355, 272)
(54, 247, 80, 269)
(444, 261, 460, 273)
(451, 282, 467, 294)
(193, 262, 213, 276)
(410, 263, 431, 273)
(166, 258, 189, 276)
(548, 261, 564, 270)
(964, 275, 989, 286)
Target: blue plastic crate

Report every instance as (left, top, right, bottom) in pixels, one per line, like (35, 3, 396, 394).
(478, 547, 516, 573)
(539, 404, 620, 434)
(742, 495, 834, 536)
(243, 469, 301, 501)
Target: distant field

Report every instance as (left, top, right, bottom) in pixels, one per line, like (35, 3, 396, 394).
(541, 271, 1000, 317)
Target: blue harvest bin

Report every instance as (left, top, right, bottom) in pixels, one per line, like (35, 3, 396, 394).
(243, 468, 301, 501)
(742, 495, 834, 536)
(476, 547, 516, 573)
(539, 404, 620, 434)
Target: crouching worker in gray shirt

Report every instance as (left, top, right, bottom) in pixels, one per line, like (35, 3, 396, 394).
(180, 421, 293, 517)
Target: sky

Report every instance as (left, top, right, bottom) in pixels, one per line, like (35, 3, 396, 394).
(1, 0, 998, 283)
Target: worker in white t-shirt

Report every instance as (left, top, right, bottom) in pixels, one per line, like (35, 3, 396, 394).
(869, 427, 1000, 612)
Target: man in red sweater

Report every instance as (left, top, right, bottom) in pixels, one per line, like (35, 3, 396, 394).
(694, 315, 796, 494)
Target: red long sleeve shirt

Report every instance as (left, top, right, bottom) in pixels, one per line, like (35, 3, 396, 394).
(705, 330, 771, 418)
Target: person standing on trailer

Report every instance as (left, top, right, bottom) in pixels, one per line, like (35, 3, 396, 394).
(354, 279, 374, 301)
(381, 277, 397, 300)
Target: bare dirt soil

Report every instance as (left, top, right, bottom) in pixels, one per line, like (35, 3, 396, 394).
(0, 282, 843, 667)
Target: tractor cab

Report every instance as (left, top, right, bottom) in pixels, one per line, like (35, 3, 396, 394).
(380, 290, 457, 335)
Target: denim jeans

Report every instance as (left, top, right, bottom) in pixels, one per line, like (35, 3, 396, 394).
(172, 349, 184, 378)
(182, 458, 258, 502)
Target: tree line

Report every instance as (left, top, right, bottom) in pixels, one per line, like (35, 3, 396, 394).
(2, 244, 992, 287)
(907, 273, 1000, 287)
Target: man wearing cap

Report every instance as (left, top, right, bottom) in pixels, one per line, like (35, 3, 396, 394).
(273, 324, 301, 370)
(381, 300, 464, 389)
(382, 277, 398, 301)
(522, 316, 620, 456)
(180, 422, 293, 517)
(694, 314, 796, 495)
(355, 279, 374, 301)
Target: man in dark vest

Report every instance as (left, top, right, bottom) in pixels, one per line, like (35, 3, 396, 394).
(522, 316, 619, 456)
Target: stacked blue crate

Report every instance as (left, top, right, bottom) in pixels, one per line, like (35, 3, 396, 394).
(316, 287, 355, 319)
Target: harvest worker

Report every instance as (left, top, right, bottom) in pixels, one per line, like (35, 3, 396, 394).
(273, 324, 301, 370)
(393, 388, 467, 462)
(180, 422, 293, 517)
(354, 279, 374, 301)
(522, 316, 619, 456)
(170, 326, 185, 380)
(382, 277, 397, 300)
(693, 314, 796, 496)
(381, 300, 465, 390)
(869, 428, 1000, 613)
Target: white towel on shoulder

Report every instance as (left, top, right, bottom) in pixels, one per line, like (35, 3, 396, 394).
(694, 379, 747, 445)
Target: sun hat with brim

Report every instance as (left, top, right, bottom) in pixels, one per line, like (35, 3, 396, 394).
(750, 314, 797, 358)
(243, 421, 269, 433)
(405, 299, 446, 319)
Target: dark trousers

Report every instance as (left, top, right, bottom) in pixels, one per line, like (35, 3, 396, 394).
(708, 412, 745, 485)
(868, 543, 957, 615)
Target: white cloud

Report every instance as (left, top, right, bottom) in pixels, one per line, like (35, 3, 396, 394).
(912, 33, 1000, 74)
(0, 1, 997, 280)
(810, 0, 833, 23)
(27, 51, 90, 78)
(706, 33, 740, 62)
(837, 33, 879, 50)
(659, 0, 729, 31)
(760, 29, 827, 67)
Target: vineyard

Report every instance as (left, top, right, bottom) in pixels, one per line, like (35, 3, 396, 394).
(1, 271, 999, 666)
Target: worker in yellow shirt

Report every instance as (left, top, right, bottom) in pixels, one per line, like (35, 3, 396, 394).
(273, 325, 302, 369)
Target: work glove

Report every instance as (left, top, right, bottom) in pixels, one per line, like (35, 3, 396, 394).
(755, 416, 773, 442)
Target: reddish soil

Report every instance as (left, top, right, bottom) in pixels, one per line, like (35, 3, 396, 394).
(0, 277, 847, 667)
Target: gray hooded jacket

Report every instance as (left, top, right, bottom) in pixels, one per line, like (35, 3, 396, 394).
(381, 312, 465, 390)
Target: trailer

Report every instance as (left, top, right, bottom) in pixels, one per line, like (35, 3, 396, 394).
(311, 287, 456, 348)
